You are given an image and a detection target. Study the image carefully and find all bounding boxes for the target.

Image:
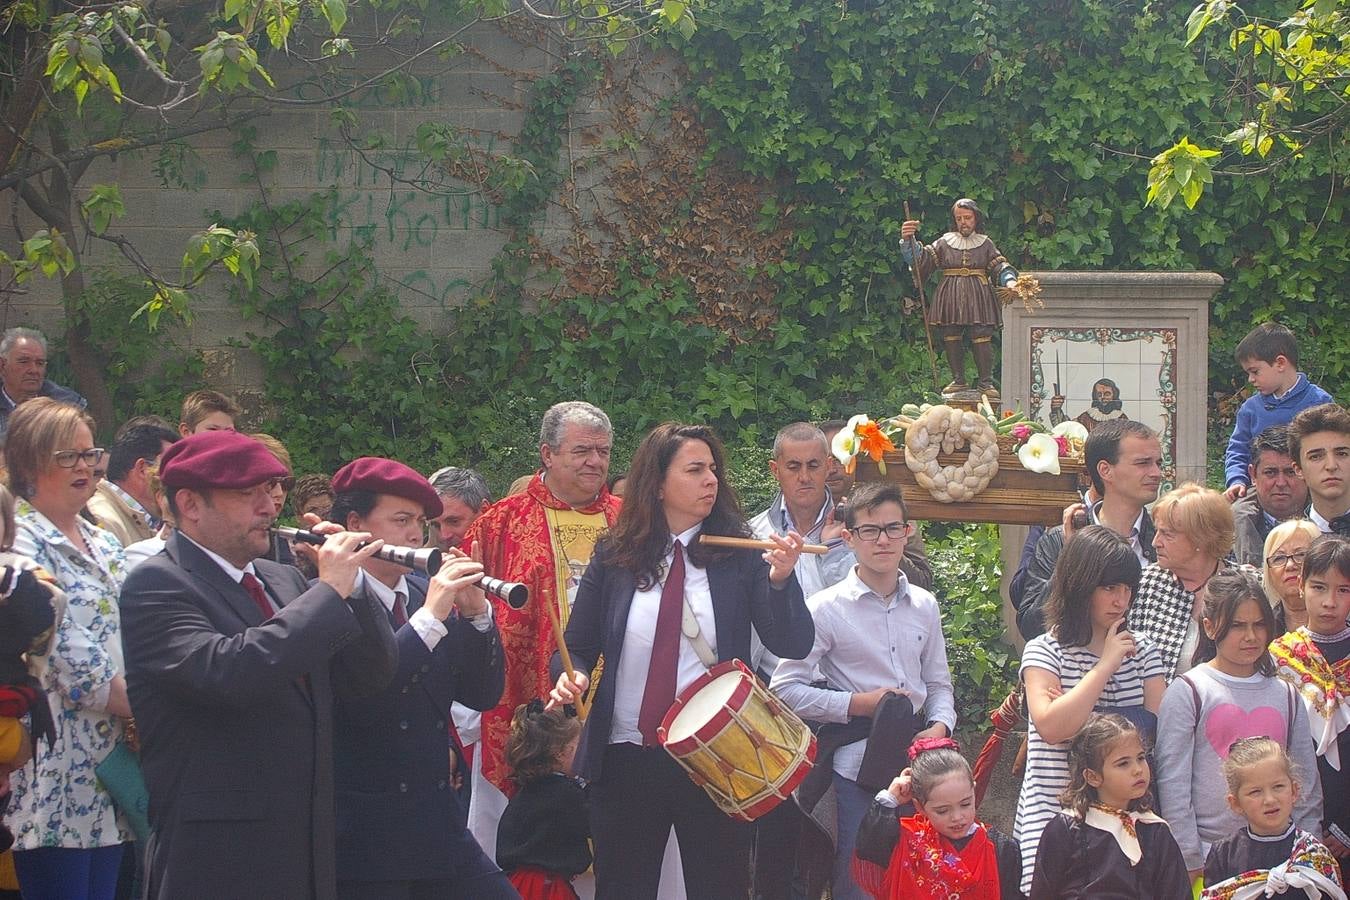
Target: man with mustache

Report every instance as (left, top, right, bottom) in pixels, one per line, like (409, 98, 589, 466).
(1050, 377, 1131, 432)
(900, 199, 1019, 398)
(1232, 425, 1310, 566)
(118, 431, 397, 898)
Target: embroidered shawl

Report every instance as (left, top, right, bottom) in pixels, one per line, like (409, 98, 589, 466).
(1200, 831, 1346, 900)
(883, 815, 999, 900)
(1271, 628, 1350, 770)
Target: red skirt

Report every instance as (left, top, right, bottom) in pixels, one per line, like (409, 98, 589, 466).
(507, 867, 579, 900)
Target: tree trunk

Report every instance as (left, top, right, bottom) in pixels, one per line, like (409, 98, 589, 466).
(18, 119, 119, 435)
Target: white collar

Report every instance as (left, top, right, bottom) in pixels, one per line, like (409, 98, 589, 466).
(1082, 806, 1167, 865)
(1309, 503, 1350, 533)
(670, 523, 703, 554)
(179, 531, 258, 584)
(939, 231, 988, 251)
(1247, 821, 1296, 842)
(364, 572, 411, 613)
(841, 565, 909, 607)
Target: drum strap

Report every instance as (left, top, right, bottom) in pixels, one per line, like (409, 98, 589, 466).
(681, 597, 717, 668)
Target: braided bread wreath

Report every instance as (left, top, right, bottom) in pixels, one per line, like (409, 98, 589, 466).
(902, 405, 999, 502)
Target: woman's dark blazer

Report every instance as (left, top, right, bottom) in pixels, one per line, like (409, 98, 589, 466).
(555, 535, 814, 783)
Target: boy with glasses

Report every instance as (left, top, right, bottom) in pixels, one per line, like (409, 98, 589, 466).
(771, 482, 956, 900)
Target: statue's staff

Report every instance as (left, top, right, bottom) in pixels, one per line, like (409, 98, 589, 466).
(903, 200, 941, 391)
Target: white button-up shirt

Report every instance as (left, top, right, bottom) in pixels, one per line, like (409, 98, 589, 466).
(771, 567, 956, 781)
(610, 523, 717, 745)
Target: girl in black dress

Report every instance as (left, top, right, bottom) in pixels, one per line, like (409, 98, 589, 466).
(1201, 736, 1344, 899)
(1030, 713, 1191, 899)
(496, 700, 590, 900)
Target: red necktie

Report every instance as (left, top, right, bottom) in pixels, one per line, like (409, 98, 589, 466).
(392, 591, 408, 627)
(241, 572, 273, 619)
(638, 539, 685, 746)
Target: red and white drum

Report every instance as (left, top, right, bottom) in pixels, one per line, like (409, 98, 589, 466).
(657, 659, 816, 822)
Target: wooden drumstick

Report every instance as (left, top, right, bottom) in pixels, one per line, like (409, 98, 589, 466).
(543, 594, 589, 721)
(698, 535, 830, 554)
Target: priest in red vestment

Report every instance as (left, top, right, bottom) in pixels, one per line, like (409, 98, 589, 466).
(465, 402, 621, 856)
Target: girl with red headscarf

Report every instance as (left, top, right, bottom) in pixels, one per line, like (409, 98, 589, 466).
(853, 737, 1023, 898)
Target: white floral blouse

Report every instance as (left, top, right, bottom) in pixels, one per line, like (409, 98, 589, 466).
(4, 500, 130, 850)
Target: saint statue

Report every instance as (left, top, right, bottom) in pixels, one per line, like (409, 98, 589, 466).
(901, 199, 1020, 398)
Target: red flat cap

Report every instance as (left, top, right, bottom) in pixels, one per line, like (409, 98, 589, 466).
(331, 457, 443, 517)
(160, 431, 289, 490)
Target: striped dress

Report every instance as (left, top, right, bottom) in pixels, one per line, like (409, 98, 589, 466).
(1013, 632, 1164, 894)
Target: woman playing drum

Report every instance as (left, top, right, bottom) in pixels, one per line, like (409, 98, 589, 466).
(548, 422, 815, 899)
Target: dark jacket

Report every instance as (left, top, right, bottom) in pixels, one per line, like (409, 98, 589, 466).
(333, 575, 505, 884)
(1015, 512, 1156, 641)
(0, 379, 87, 437)
(555, 536, 814, 784)
(120, 532, 397, 900)
(1231, 494, 1275, 568)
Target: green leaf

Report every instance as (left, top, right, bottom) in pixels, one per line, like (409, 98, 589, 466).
(321, 0, 347, 34)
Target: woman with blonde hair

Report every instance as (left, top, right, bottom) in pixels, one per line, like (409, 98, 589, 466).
(3, 397, 132, 899)
(1127, 482, 1237, 681)
(1261, 518, 1321, 634)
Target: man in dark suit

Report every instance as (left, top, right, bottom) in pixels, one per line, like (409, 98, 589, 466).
(119, 431, 398, 900)
(326, 457, 514, 900)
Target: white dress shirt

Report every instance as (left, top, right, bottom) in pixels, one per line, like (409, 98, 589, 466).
(1310, 503, 1350, 534)
(771, 567, 956, 781)
(364, 572, 494, 650)
(180, 533, 278, 615)
(610, 523, 718, 745)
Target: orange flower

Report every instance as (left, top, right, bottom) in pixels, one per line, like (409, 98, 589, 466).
(856, 420, 895, 463)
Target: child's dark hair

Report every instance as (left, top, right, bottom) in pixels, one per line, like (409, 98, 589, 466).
(1059, 714, 1153, 816)
(1301, 533, 1350, 587)
(505, 699, 581, 788)
(1235, 322, 1298, 367)
(1222, 736, 1299, 796)
(1192, 569, 1276, 675)
(1045, 526, 1143, 647)
(840, 481, 907, 528)
(907, 737, 972, 804)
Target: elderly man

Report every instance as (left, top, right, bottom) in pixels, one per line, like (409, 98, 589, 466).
(1233, 425, 1310, 565)
(0, 327, 86, 437)
(327, 458, 512, 899)
(86, 423, 179, 548)
(118, 431, 397, 899)
(463, 400, 622, 856)
(428, 466, 492, 552)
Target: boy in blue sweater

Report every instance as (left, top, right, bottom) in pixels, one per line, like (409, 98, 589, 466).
(1225, 322, 1333, 499)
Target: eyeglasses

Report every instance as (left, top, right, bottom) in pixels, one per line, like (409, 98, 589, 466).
(52, 448, 106, 469)
(1266, 550, 1307, 569)
(267, 477, 296, 492)
(851, 522, 909, 542)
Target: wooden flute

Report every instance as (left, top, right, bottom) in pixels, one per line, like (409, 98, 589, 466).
(697, 535, 830, 555)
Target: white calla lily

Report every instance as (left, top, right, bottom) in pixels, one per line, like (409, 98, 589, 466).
(832, 414, 868, 465)
(1017, 432, 1062, 475)
(1051, 420, 1090, 444)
